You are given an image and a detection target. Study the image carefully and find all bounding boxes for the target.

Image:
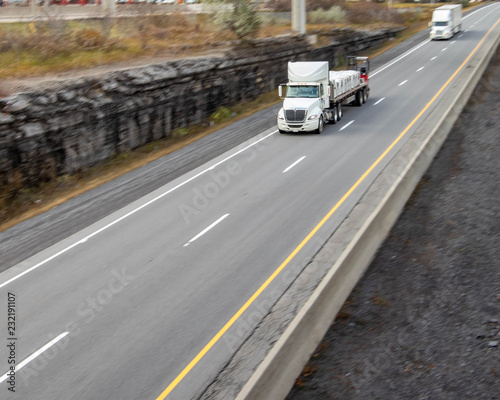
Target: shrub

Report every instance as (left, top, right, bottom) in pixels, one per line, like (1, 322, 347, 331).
(211, 0, 262, 39)
(173, 128, 190, 138)
(309, 6, 347, 24)
(210, 106, 233, 123)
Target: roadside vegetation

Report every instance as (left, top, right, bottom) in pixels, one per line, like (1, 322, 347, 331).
(0, 1, 471, 79)
(0, 0, 475, 230)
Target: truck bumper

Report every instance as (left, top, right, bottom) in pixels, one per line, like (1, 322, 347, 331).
(278, 118, 320, 133)
(430, 31, 453, 40)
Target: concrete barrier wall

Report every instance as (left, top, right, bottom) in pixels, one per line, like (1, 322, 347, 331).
(0, 29, 399, 193)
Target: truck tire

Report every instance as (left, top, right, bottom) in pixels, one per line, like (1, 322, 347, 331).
(315, 116, 324, 134)
(327, 108, 338, 125)
(362, 88, 367, 104)
(355, 90, 363, 106)
(337, 103, 342, 121)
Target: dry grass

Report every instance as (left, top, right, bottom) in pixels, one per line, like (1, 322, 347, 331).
(0, 13, 235, 79)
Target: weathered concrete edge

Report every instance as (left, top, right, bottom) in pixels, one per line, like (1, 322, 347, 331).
(236, 26, 500, 400)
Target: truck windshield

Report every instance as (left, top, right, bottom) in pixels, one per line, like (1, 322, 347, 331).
(434, 21, 448, 26)
(286, 86, 319, 98)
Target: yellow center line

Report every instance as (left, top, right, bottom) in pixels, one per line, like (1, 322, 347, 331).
(156, 18, 500, 400)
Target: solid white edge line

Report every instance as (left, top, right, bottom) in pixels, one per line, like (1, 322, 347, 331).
(283, 156, 306, 173)
(0, 131, 276, 289)
(184, 214, 230, 247)
(0, 332, 70, 384)
(339, 120, 354, 132)
(373, 98, 385, 106)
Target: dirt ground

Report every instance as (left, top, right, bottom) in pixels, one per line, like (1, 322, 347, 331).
(286, 48, 500, 400)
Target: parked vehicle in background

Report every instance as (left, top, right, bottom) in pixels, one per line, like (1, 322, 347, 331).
(3, 0, 28, 5)
(429, 4, 462, 40)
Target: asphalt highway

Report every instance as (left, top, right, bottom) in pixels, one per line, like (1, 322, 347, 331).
(1, 4, 499, 399)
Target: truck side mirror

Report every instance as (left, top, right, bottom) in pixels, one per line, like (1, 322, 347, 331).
(278, 85, 286, 99)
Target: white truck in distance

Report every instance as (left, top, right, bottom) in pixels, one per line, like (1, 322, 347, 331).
(277, 57, 370, 134)
(430, 4, 462, 40)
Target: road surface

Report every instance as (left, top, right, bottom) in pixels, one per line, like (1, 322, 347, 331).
(1, 4, 499, 399)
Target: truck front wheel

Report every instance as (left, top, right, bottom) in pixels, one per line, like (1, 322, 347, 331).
(337, 103, 343, 120)
(315, 116, 324, 134)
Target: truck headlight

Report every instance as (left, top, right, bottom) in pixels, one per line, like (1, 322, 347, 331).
(308, 114, 319, 120)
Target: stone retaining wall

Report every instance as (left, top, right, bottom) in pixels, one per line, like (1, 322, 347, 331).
(0, 28, 401, 193)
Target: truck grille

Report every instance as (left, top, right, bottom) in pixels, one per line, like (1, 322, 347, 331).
(285, 109, 306, 122)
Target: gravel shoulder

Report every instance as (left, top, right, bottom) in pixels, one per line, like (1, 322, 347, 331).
(286, 48, 500, 400)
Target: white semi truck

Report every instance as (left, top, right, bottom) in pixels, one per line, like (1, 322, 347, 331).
(277, 56, 370, 134)
(429, 4, 462, 40)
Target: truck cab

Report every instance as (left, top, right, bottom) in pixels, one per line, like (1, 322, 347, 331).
(430, 4, 462, 40)
(277, 82, 326, 134)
